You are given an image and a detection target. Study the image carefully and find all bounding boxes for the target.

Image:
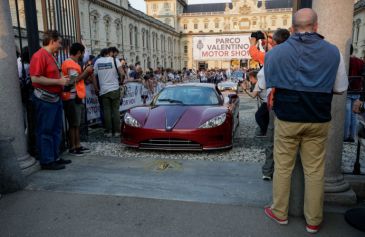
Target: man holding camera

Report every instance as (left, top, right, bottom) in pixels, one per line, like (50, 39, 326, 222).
(61, 43, 93, 156)
(264, 9, 348, 233)
(249, 31, 272, 66)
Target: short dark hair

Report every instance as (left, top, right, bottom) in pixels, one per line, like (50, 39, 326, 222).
(100, 48, 109, 57)
(21, 46, 30, 64)
(43, 30, 61, 46)
(108, 47, 119, 54)
(89, 55, 95, 61)
(273, 28, 290, 45)
(69, 43, 85, 56)
(248, 70, 258, 78)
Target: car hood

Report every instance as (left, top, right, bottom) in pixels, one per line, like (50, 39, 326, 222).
(129, 105, 228, 130)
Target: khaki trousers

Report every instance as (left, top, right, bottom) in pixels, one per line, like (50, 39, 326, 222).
(271, 119, 330, 226)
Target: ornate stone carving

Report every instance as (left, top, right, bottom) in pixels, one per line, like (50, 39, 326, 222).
(239, 4, 251, 15)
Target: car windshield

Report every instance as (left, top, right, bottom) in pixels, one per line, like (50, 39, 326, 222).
(154, 86, 220, 106)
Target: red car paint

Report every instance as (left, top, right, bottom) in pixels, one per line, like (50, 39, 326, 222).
(122, 83, 239, 151)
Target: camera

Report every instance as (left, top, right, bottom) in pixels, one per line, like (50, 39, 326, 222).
(251, 31, 265, 40)
(143, 74, 151, 80)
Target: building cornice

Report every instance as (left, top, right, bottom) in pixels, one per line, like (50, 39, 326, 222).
(181, 30, 276, 37)
(88, 0, 180, 36)
(178, 8, 292, 18)
(144, 0, 187, 7)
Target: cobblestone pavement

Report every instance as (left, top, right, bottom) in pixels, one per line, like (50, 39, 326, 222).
(81, 93, 364, 174)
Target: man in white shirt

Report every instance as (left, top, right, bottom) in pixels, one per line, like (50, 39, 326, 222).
(94, 47, 123, 137)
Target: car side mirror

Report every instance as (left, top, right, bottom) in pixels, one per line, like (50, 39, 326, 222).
(228, 94, 238, 104)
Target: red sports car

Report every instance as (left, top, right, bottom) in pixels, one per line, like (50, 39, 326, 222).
(122, 83, 239, 151)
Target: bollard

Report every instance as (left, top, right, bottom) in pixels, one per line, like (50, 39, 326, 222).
(289, 153, 305, 217)
(0, 137, 26, 194)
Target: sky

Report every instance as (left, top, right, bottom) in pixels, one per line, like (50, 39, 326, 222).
(130, 0, 231, 13)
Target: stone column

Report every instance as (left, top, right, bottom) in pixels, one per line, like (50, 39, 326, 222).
(0, 0, 39, 176)
(312, 0, 356, 204)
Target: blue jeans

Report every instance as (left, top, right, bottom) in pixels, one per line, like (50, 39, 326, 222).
(33, 95, 63, 165)
(344, 94, 360, 140)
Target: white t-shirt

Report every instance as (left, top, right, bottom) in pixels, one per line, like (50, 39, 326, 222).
(17, 58, 30, 78)
(255, 68, 268, 103)
(94, 56, 121, 96)
(333, 54, 349, 93)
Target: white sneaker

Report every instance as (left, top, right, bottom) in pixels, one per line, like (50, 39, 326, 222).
(114, 132, 120, 137)
(104, 133, 112, 138)
(262, 175, 272, 181)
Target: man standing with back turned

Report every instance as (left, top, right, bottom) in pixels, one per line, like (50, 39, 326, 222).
(263, 9, 348, 234)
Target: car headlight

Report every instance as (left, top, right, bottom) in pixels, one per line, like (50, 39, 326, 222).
(231, 86, 237, 91)
(199, 113, 226, 129)
(124, 112, 141, 128)
(218, 85, 223, 90)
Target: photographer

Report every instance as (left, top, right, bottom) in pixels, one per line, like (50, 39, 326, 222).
(249, 31, 273, 65)
(248, 28, 290, 181)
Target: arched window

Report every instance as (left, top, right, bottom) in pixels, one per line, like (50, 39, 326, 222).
(135, 26, 138, 48)
(152, 32, 155, 50)
(90, 10, 100, 42)
(161, 35, 164, 52)
(115, 19, 121, 45)
(146, 30, 150, 50)
(142, 29, 145, 48)
(103, 15, 111, 44)
(129, 24, 133, 48)
(356, 19, 361, 44)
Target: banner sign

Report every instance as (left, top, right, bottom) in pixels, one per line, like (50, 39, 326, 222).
(120, 82, 164, 111)
(85, 84, 101, 121)
(193, 35, 251, 61)
(85, 80, 198, 122)
(85, 82, 165, 122)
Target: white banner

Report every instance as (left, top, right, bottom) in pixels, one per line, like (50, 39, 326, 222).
(85, 81, 199, 122)
(85, 84, 101, 121)
(120, 82, 159, 111)
(193, 35, 251, 61)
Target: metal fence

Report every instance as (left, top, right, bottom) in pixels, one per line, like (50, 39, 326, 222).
(10, 0, 82, 155)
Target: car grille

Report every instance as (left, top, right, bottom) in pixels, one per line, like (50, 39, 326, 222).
(139, 139, 202, 151)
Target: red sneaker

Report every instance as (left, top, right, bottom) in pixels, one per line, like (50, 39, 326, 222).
(306, 224, 320, 234)
(264, 207, 288, 225)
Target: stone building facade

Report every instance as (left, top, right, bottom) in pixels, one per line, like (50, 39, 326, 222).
(10, 0, 293, 70)
(353, 0, 365, 59)
(146, 0, 292, 69)
(79, 0, 182, 69)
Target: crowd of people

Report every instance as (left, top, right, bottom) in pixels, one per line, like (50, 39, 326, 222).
(17, 30, 197, 170)
(15, 7, 362, 234)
